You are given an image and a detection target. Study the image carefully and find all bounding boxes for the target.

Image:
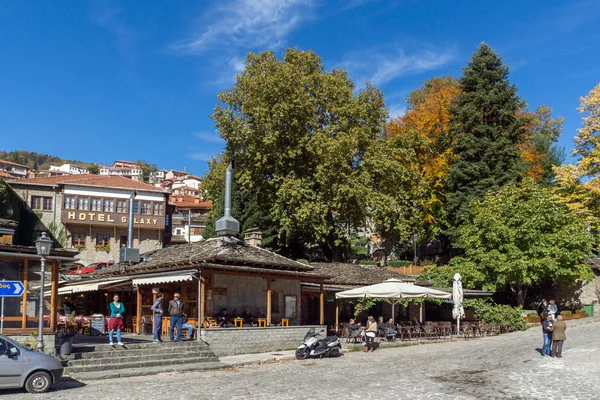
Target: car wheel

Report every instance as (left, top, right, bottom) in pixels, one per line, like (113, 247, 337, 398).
(25, 371, 51, 394)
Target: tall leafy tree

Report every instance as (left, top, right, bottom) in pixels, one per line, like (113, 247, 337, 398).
(210, 49, 390, 260)
(446, 43, 527, 227)
(520, 105, 564, 185)
(451, 180, 593, 305)
(388, 76, 460, 238)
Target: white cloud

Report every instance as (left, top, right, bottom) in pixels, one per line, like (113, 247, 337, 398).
(193, 131, 225, 144)
(213, 56, 247, 85)
(170, 0, 312, 54)
(340, 48, 455, 86)
(387, 103, 406, 120)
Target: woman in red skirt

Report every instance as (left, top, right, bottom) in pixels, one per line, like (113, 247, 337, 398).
(108, 294, 125, 345)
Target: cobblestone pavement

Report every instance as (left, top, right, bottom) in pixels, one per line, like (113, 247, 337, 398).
(4, 320, 600, 400)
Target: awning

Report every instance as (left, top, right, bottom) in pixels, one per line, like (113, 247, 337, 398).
(132, 273, 194, 286)
(58, 279, 130, 294)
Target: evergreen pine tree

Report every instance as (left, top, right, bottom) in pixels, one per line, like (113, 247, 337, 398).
(446, 43, 527, 227)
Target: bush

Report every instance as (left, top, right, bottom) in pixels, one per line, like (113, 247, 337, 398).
(526, 312, 539, 318)
(575, 308, 586, 314)
(464, 299, 527, 331)
(561, 310, 572, 316)
(360, 260, 376, 265)
(388, 260, 413, 267)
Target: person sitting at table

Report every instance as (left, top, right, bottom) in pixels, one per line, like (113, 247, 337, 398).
(347, 319, 362, 340)
(384, 318, 398, 342)
(231, 308, 242, 319)
(377, 316, 387, 338)
(215, 308, 233, 328)
(63, 297, 74, 316)
(181, 313, 195, 340)
(256, 308, 266, 319)
(241, 307, 254, 325)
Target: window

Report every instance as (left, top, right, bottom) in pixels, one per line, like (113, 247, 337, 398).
(153, 203, 164, 216)
(141, 202, 151, 215)
(72, 232, 86, 247)
(96, 234, 111, 246)
(103, 199, 114, 212)
(31, 196, 52, 211)
(91, 198, 102, 211)
(64, 196, 76, 210)
(116, 200, 127, 213)
(133, 201, 139, 214)
(190, 227, 203, 235)
(270, 291, 280, 314)
(77, 197, 89, 211)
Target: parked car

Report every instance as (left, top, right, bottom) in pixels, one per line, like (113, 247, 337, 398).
(69, 261, 113, 275)
(0, 335, 63, 394)
(64, 263, 85, 275)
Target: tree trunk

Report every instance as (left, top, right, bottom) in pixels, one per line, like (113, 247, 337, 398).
(510, 284, 528, 306)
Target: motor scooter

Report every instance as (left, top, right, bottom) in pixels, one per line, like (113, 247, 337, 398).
(296, 327, 341, 359)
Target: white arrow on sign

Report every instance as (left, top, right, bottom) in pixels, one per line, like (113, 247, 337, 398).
(13, 282, 24, 295)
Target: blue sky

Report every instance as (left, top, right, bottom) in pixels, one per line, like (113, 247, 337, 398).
(1, 0, 599, 175)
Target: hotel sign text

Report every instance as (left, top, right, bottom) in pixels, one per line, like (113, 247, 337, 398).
(61, 211, 165, 228)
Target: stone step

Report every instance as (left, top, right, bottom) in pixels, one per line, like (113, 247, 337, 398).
(65, 355, 220, 374)
(71, 339, 205, 353)
(66, 350, 216, 366)
(66, 344, 210, 360)
(67, 361, 228, 381)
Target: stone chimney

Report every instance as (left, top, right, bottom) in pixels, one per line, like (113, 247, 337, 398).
(244, 228, 262, 247)
(215, 163, 240, 237)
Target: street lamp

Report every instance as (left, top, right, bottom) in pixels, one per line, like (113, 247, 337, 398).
(35, 232, 52, 352)
(413, 233, 418, 266)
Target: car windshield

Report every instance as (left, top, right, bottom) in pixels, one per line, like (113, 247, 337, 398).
(86, 263, 98, 268)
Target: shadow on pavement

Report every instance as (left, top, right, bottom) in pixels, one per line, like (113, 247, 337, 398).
(0, 377, 85, 396)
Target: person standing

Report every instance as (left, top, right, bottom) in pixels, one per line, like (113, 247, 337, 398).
(364, 316, 377, 352)
(168, 292, 184, 342)
(541, 314, 554, 356)
(551, 315, 567, 358)
(108, 294, 125, 346)
(547, 300, 558, 321)
(151, 292, 164, 343)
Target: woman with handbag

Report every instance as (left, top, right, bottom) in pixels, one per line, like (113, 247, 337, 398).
(108, 294, 125, 346)
(364, 316, 377, 352)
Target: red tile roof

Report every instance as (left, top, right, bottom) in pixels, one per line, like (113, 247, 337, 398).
(7, 174, 167, 192)
(0, 159, 29, 169)
(171, 195, 212, 208)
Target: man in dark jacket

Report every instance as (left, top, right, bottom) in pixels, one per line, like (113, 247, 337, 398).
(168, 293, 185, 342)
(541, 314, 554, 356)
(551, 315, 567, 357)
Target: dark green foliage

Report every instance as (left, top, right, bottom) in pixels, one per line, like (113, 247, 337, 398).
(464, 298, 527, 331)
(87, 164, 100, 174)
(446, 43, 527, 226)
(0, 179, 38, 245)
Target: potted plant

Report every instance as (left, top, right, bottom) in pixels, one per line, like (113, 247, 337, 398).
(524, 312, 540, 323)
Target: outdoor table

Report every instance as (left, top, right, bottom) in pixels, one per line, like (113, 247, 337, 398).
(257, 318, 267, 327)
(233, 318, 244, 328)
(281, 318, 289, 327)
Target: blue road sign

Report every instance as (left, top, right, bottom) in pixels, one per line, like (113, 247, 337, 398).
(0, 281, 25, 297)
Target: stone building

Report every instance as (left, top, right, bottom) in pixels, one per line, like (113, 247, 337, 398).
(6, 174, 171, 266)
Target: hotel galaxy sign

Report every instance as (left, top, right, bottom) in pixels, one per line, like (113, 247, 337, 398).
(62, 210, 165, 228)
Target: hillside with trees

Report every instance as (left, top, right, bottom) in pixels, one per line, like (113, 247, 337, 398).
(0, 150, 94, 171)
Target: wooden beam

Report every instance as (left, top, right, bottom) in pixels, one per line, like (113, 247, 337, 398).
(22, 259, 28, 329)
(136, 286, 142, 335)
(199, 277, 205, 329)
(50, 260, 58, 331)
(335, 298, 339, 331)
(266, 279, 272, 326)
(319, 282, 324, 325)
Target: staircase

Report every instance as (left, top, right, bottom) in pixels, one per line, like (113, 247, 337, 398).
(62, 340, 226, 380)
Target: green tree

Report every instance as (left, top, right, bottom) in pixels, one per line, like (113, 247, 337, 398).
(450, 180, 594, 305)
(446, 43, 527, 227)
(136, 160, 157, 183)
(211, 49, 389, 260)
(88, 164, 100, 174)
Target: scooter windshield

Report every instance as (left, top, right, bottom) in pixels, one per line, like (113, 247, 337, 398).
(304, 327, 316, 340)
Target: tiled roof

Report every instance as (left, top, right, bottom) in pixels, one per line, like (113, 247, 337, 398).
(0, 159, 29, 169)
(0, 243, 78, 258)
(80, 237, 321, 279)
(7, 174, 167, 192)
(309, 262, 419, 287)
(0, 171, 15, 178)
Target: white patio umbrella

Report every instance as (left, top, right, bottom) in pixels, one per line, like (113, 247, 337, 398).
(452, 273, 465, 334)
(335, 278, 451, 322)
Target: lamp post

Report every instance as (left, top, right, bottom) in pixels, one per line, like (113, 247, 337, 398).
(35, 232, 52, 352)
(413, 233, 418, 266)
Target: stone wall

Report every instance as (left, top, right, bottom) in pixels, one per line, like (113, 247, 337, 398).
(210, 274, 301, 325)
(5, 334, 57, 355)
(200, 325, 325, 356)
